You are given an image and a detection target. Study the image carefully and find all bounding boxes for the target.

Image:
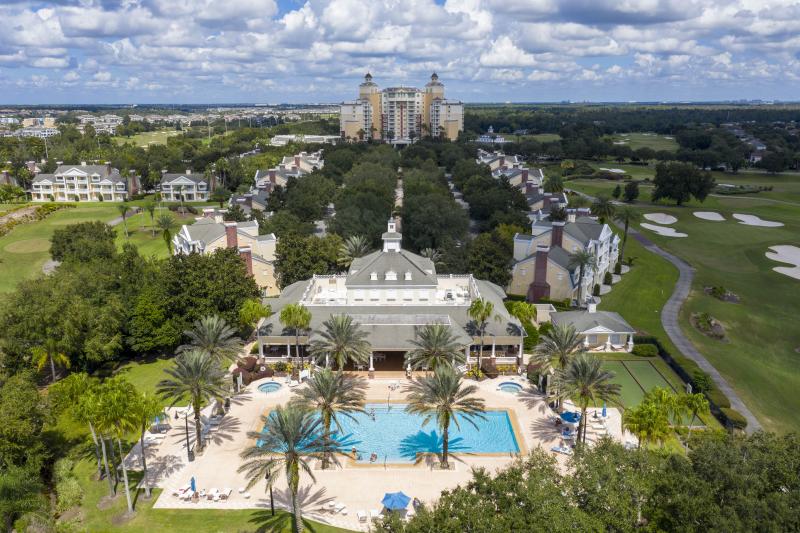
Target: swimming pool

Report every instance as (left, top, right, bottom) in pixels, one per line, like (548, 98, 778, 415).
(320, 403, 519, 463)
(497, 382, 523, 394)
(257, 382, 282, 394)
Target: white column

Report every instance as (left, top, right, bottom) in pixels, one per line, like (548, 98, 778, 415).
(286, 344, 291, 357)
(465, 345, 470, 364)
(491, 339, 496, 358)
(369, 353, 374, 371)
(517, 342, 523, 358)
(627, 334, 634, 351)
(583, 336, 590, 348)
(258, 339, 264, 358)
(605, 337, 612, 351)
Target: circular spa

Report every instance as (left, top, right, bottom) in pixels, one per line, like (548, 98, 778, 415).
(497, 382, 523, 394)
(257, 382, 282, 394)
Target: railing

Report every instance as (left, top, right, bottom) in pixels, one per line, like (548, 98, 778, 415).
(493, 356, 519, 364)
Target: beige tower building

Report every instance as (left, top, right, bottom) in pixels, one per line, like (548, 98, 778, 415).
(340, 73, 463, 143)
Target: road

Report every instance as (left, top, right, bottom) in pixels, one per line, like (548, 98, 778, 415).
(568, 188, 763, 433)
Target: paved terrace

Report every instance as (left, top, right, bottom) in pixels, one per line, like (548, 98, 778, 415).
(125, 377, 631, 532)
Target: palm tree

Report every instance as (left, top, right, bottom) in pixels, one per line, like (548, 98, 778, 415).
(291, 368, 367, 469)
(420, 247, 443, 266)
(280, 303, 312, 363)
(178, 314, 242, 362)
(31, 338, 70, 383)
(404, 324, 466, 372)
(404, 366, 486, 469)
(156, 213, 177, 254)
(468, 298, 500, 370)
(613, 205, 641, 266)
(175, 184, 185, 214)
(239, 405, 330, 533)
(337, 235, 371, 268)
(591, 195, 616, 224)
(157, 349, 227, 453)
(507, 301, 537, 327)
(623, 401, 671, 449)
(568, 249, 597, 306)
(552, 354, 621, 443)
(145, 201, 157, 236)
(309, 314, 370, 370)
(533, 323, 584, 371)
(117, 203, 130, 238)
(681, 392, 710, 442)
(129, 392, 163, 498)
(96, 376, 138, 513)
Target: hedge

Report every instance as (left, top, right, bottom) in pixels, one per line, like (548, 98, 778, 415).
(705, 388, 731, 409)
(631, 343, 658, 357)
(721, 408, 748, 429)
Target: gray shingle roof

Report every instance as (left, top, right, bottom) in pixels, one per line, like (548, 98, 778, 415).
(565, 218, 603, 243)
(161, 173, 207, 185)
(184, 218, 226, 244)
(347, 250, 436, 287)
(551, 310, 635, 334)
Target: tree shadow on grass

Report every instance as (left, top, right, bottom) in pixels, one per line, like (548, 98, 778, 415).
(248, 509, 334, 533)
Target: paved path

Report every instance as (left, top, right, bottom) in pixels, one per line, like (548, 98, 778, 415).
(107, 206, 140, 227)
(567, 188, 763, 432)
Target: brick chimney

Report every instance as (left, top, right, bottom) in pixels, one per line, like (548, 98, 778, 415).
(238, 246, 253, 276)
(294, 155, 300, 167)
(527, 244, 551, 302)
(543, 193, 552, 211)
(522, 168, 528, 181)
(525, 181, 534, 194)
(225, 222, 238, 248)
(268, 169, 276, 185)
(244, 193, 253, 208)
(551, 221, 565, 247)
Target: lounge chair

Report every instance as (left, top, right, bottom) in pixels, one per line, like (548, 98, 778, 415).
(370, 509, 381, 520)
(551, 445, 573, 456)
(243, 492, 251, 499)
(334, 503, 346, 513)
(207, 488, 219, 501)
(357, 511, 368, 522)
(221, 488, 232, 500)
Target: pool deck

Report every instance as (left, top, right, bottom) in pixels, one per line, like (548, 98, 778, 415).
(132, 375, 632, 531)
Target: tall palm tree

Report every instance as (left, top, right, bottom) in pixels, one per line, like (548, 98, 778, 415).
(130, 392, 164, 498)
(552, 354, 621, 443)
(291, 368, 367, 469)
(96, 376, 138, 513)
(507, 301, 537, 327)
(404, 324, 466, 372)
(239, 405, 330, 533)
(681, 392, 710, 442)
(309, 314, 370, 370)
(280, 304, 312, 363)
(623, 401, 671, 449)
(117, 203, 130, 238)
(533, 323, 585, 372)
(468, 298, 500, 370)
(145, 201, 157, 236)
(157, 349, 227, 453)
(156, 213, 177, 254)
(31, 338, 70, 383)
(175, 184, 185, 214)
(337, 235, 371, 268)
(404, 366, 486, 469)
(568, 249, 597, 306)
(591, 195, 616, 224)
(178, 314, 243, 362)
(614, 205, 641, 265)
(420, 247, 443, 267)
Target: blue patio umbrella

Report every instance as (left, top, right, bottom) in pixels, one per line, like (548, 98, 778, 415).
(190, 477, 196, 493)
(602, 402, 607, 418)
(381, 491, 411, 511)
(560, 411, 581, 424)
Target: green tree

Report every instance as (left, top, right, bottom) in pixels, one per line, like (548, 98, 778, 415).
(468, 298, 500, 371)
(157, 349, 228, 453)
(0, 465, 45, 533)
(681, 392, 710, 441)
(544, 174, 564, 193)
(156, 213, 178, 254)
(31, 338, 70, 383)
(239, 405, 330, 533)
(623, 180, 639, 203)
(404, 366, 486, 469)
(0, 373, 49, 471)
(50, 221, 117, 262)
(590, 195, 616, 224)
(533, 323, 585, 395)
(552, 353, 621, 442)
(129, 392, 163, 498)
(613, 205, 641, 264)
(291, 368, 367, 469)
(623, 400, 671, 448)
(466, 232, 512, 286)
(337, 235, 371, 268)
(280, 303, 312, 363)
(211, 188, 229, 208)
(612, 184, 622, 199)
(238, 298, 272, 333)
(178, 314, 243, 362)
(652, 162, 715, 205)
(95, 376, 138, 513)
(144, 201, 157, 236)
(117, 202, 130, 238)
(275, 234, 342, 289)
(405, 324, 466, 372)
(568, 249, 596, 305)
(309, 314, 370, 370)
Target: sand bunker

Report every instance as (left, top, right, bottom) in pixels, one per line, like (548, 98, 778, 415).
(766, 245, 800, 280)
(733, 214, 784, 227)
(644, 213, 677, 225)
(640, 223, 688, 237)
(598, 168, 626, 174)
(694, 211, 725, 221)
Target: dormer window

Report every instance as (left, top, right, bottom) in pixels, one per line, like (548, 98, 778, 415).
(370, 272, 378, 281)
(404, 271, 412, 281)
(385, 270, 397, 281)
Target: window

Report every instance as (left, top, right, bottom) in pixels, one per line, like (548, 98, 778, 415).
(385, 270, 397, 281)
(610, 334, 622, 345)
(353, 290, 364, 301)
(587, 335, 597, 344)
(386, 290, 397, 301)
(369, 290, 380, 301)
(404, 271, 412, 281)
(370, 272, 378, 281)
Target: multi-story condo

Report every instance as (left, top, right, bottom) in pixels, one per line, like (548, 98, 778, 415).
(256, 218, 523, 373)
(340, 73, 464, 143)
(173, 211, 279, 296)
(508, 210, 620, 305)
(476, 149, 545, 192)
(31, 162, 138, 202)
(159, 171, 211, 202)
(252, 150, 324, 191)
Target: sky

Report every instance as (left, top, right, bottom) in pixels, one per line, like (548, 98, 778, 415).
(1, 0, 800, 104)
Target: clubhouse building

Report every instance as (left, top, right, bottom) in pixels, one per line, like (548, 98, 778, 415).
(256, 219, 524, 373)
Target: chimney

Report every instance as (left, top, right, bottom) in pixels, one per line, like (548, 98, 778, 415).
(238, 246, 253, 276)
(185, 169, 191, 175)
(225, 222, 238, 249)
(294, 155, 300, 167)
(567, 209, 576, 223)
(527, 244, 551, 302)
(543, 193, 551, 212)
(268, 169, 276, 185)
(106, 161, 112, 175)
(551, 221, 565, 248)
(587, 298, 597, 313)
(522, 168, 528, 181)
(525, 181, 534, 195)
(244, 193, 253, 208)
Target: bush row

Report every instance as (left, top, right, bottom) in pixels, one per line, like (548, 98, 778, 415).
(633, 335, 746, 430)
(0, 203, 75, 238)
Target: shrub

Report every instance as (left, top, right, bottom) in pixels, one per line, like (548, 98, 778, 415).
(603, 272, 613, 285)
(720, 407, 748, 429)
(710, 286, 726, 299)
(538, 321, 553, 337)
(466, 367, 483, 380)
(691, 370, 713, 393)
(592, 284, 600, 296)
(56, 477, 83, 513)
(250, 344, 260, 354)
(614, 262, 622, 275)
(631, 344, 658, 357)
(522, 321, 539, 351)
(705, 388, 731, 409)
(273, 360, 288, 372)
(54, 458, 75, 483)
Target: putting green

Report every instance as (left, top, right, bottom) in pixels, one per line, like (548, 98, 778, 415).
(4, 238, 51, 253)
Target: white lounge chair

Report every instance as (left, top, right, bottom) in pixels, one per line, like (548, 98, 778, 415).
(357, 511, 368, 522)
(370, 509, 381, 519)
(207, 488, 220, 501)
(334, 503, 346, 513)
(221, 488, 233, 500)
(243, 492, 251, 499)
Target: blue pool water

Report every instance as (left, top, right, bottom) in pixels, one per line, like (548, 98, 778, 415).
(257, 382, 282, 394)
(498, 382, 523, 394)
(325, 403, 520, 463)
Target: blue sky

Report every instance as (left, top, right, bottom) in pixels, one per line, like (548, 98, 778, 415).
(1, 0, 799, 104)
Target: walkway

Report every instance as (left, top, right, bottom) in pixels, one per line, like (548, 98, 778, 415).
(567, 188, 762, 433)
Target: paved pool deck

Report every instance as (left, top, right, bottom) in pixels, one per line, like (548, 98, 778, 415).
(128, 375, 630, 532)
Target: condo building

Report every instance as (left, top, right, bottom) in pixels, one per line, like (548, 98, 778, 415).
(340, 73, 464, 143)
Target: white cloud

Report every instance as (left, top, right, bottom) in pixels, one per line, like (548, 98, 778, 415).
(480, 36, 537, 67)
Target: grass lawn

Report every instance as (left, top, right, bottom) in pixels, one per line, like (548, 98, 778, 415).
(604, 132, 679, 152)
(113, 129, 181, 148)
(117, 209, 198, 259)
(0, 205, 120, 293)
(0, 202, 29, 214)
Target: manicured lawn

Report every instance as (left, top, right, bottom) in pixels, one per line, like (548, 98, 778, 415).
(604, 132, 679, 152)
(0, 205, 120, 292)
(116, 209, 198, 259)
(113, 129, 181, 148)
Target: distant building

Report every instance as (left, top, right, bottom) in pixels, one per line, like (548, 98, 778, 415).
(340, 73, 464, 143)
(477, 126, 507, 144)
(15, 127, 59, 139)
(253, 150, 324, 192)
(31, 162, 138, 202)
(159, 171, 211, 202)
(476, 149, 544, 192)
(269, 134, 339, 146)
